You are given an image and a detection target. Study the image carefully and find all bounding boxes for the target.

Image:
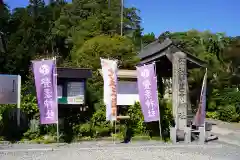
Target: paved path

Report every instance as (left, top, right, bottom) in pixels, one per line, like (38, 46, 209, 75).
(207, 119, 240, 131)
(207, 119, 240, 146)
(0, 141, 239, 160)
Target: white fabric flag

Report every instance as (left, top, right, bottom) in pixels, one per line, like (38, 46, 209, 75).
(100, 58, 118, 121)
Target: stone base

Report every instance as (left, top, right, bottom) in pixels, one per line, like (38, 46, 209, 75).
(199, 127, 205, 144)
(176, 129, 185, 141)
(170, 127, 177, 143)
(184, 127, 191, 143)
(170, 127, 192, 143)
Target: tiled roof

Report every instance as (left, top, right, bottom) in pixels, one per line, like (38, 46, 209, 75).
(138, 38, 172, 59)
(138, 38, 207, 67)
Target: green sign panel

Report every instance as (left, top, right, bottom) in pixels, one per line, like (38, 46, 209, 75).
(58, 96, 84, 104)
(57, 81, 85, 104)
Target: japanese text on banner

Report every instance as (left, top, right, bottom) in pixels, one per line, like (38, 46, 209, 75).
(32, 59, 57, 124)
(136, 63, 159, 122)
(39, 64, 54, 120)
(141, 69, 156, 117)
(41, 77, 54, 119)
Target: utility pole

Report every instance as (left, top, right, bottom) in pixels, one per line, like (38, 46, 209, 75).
(120, 0, 124, 36)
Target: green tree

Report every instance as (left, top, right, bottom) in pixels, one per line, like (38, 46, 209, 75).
(142, 32, 156, 46)
(71, 35, 139, 101)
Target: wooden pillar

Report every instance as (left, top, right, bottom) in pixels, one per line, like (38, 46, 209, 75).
(172, 52, 188, 130)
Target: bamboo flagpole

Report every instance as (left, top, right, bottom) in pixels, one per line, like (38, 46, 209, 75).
(53, 56, 59, 143)
(203, 68, 208, 141)
(114, 120, 117, 144)
(153, 62, 162, 138)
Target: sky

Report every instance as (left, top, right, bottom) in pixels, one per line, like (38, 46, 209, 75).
(4, 0, 240, 37)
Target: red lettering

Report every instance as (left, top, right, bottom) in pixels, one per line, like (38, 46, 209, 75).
(108, 68, 117, 117)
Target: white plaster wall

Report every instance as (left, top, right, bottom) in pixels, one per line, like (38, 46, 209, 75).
(117, 81, 139, 105)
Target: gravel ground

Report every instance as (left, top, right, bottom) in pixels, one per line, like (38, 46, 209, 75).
(0, 141, 239, 160)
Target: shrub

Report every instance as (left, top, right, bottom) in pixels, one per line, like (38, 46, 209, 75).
(73, 122, 92, 137)
(91, 100, 108, 126)
(0, 82, 39, 141)
(1, 107, 29, 141)
(23, 129, 40, 140)
(217, 105, 240, 122)
(206, 111, 219, 119)
(39, 124, 57, 136)
(207, 101, 217, 111)
(159, 99, 174, 135)
(127, 98, 174, 139)
(93, 124, 112, 137)
(90, 100, 112, 137)
(127, 102, 146, 135)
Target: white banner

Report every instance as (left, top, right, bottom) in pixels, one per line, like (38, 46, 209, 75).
(100, 58, 118, 121)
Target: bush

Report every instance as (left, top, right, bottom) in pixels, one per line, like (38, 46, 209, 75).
(159, 99, 174, 135)
(127, 102, 146, 135)
(91, 101, 108, 126)
(23, 129, 40, 140)
(0, 82, 39, 141)
(93, 124, 112, 137)
(20, 93, 38, 120)
(90, 100, 112, 137)
(73, 122, 92, 137)
(127, 98, 174, 140)
(1, 107, 29, 141)
(39, 124, 57, 136)
(206, 111, 219, 119)
(70, 100, 113, 140)
(217, 105, 240, 122)
(23, 120, 58, 141)
(207, 101, 217, 111)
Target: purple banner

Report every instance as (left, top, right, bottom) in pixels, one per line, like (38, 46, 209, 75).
(32, 59, 58, 124)
(136, 63, 160, 122)
(194, 69, 207, 127)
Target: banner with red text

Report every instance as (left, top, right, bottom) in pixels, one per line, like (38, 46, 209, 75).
(100, 58, 118, 121)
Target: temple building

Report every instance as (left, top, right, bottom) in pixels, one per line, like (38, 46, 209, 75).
(138, 38, 208, 143)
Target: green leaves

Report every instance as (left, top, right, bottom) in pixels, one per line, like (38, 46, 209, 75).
(72, 35, 138, 69)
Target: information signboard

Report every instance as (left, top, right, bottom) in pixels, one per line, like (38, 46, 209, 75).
(0, 74, 21, 105)
(67, 82, 85, 104)
(0, 74, 21, 126)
